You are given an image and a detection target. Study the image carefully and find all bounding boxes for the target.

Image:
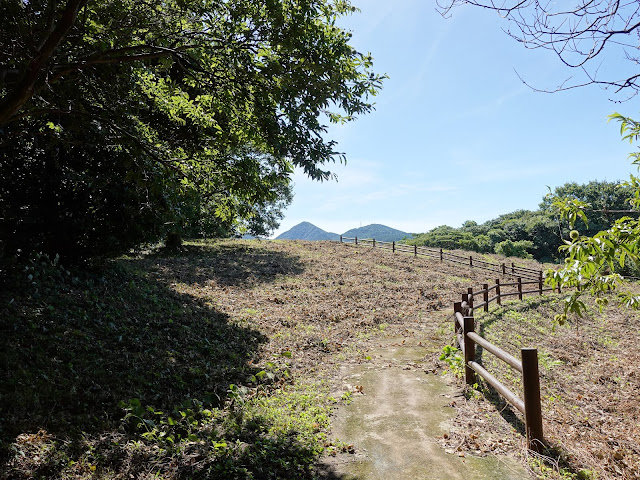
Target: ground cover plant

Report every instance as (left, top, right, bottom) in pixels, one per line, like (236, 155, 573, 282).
(0, 239, 498, 479)
(3, 239, 637, 479)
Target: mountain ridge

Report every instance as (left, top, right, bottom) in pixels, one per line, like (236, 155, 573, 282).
(275, 222, 408, 242)
(341, 224, 408, 242)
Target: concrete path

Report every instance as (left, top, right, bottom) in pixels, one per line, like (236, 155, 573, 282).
(322, 339, 529, 480)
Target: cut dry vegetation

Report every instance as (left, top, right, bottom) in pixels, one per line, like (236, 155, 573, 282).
(447, 295, 640, 480)
(1, 239, 638, 479)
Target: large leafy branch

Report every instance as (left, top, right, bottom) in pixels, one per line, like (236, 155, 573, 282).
(546, 113, 640, 322)
(0, 0, 385, 260)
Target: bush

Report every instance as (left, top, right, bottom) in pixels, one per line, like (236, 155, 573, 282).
(494, 239, 533, 259)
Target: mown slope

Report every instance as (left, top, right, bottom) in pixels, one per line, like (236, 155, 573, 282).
(2, 240, 638, 479)
(0, 239, 500, 479)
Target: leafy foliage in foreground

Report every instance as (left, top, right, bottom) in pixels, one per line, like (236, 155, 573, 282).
(0, 0, 384, 263)
(545, 114, 640, 320)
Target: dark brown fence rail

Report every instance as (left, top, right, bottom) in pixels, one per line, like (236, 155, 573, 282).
(339, 234, 553, 451)
(339, 236, 542, 280)
(453, 279, 555, 452)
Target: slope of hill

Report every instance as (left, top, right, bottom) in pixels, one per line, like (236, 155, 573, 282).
(342, 223, 408, 242)
(4, 239, 637, 479)
(275, 221, 339, 240)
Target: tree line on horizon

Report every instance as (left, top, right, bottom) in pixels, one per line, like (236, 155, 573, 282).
(404, 180, 636, 264)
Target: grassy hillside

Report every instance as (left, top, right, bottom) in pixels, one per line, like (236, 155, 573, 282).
(1, 240, 638, 479)
(0, 240, 491, 479)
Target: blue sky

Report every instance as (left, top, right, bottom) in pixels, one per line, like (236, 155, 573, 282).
(272, 1, 637, 237)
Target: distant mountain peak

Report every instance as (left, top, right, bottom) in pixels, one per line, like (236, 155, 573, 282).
(342, 224, 408, 242)
(275, 221, 409, 242)
(276, 222, 340, 241)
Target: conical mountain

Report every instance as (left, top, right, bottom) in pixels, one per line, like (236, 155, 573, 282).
(276, 222, 340, 241)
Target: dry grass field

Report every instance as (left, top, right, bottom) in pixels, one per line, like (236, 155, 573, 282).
(1, 239, 638, 479)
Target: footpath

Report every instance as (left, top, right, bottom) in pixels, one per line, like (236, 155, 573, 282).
(320, 337, 529, 480)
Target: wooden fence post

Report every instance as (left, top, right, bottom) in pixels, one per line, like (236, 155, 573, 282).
(512, 262, 515, 275)
(495, 279, 501, 306)
(483, 283, 489, 312)
(340, 235, 343, 243)
(373, 238, 376, 248)
(414, 245, 417, 257)
(467, 287, 474, 310)
(517, 277, 523, 300)
(469, 255, 473, 267)
(502, 263, 506, 275)
(355, 237, 358, 245)
(440, 248, 443, 261)
(393, 241, 395, 253)
(522, 348, 544, 452)
(454, 302, 462, 334)
(463, 316, 476, 385)
(538, 271, 543, 295)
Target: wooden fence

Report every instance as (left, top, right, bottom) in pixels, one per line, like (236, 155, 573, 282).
(339, 234, 554, 452)
(339, 235, 543, 281)
(454, 279, 556, 452)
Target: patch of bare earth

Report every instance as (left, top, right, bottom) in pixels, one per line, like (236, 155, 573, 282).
(151, 240, 640, 478)
(144, 239, 497, 375)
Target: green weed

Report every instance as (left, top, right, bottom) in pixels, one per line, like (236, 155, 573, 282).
(439, 345, 464, 378)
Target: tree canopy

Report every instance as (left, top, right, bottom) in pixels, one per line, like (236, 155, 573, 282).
(404, 180, 634, 262)
(0, 0, 384, 262)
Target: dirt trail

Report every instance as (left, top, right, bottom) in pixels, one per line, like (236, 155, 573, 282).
(322, 337, 529, 480)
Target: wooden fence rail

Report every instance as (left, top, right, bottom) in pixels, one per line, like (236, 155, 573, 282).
(452, 275, 553, 452)
(339, 236, 542, 280)
(454, 300, 544, 452)
(339, 234, 552, 451)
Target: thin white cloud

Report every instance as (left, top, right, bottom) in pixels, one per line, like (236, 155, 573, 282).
(451, 85, 529, 121)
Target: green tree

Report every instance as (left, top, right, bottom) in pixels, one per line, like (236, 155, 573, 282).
(494, 239, 533, 259)
(547, 114, 640, 318)
(406, 225, 492, 253)
(541, 181, 634, 236)
(0, 0, 384, 262)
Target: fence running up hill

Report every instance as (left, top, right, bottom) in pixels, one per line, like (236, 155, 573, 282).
(339, 236, 543, 281)
(454, 280, 556, 452)
(340, 235, 555, 452)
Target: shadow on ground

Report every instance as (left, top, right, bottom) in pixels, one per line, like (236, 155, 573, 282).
(149, 242, 305, 287)
(0, 243, 345, 479)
